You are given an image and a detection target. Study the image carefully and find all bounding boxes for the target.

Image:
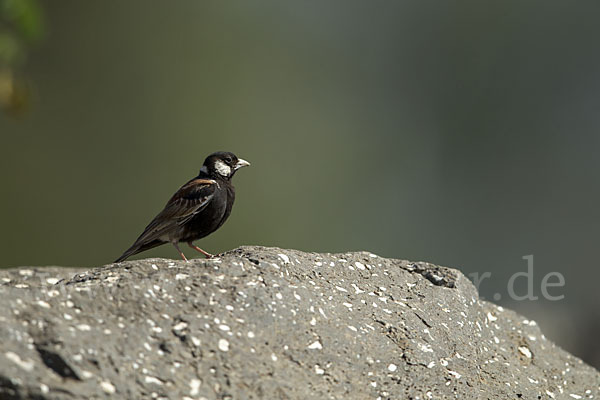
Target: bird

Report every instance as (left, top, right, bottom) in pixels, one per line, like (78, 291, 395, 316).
(115, 151, 250, 262)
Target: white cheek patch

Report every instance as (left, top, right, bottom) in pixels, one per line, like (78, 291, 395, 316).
(214, 160, 232, 177)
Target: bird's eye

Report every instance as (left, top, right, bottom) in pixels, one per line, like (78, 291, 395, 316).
(225, 157, 233, 164)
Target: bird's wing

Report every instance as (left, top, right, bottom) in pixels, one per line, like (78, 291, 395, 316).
(131, 178, 218, 245)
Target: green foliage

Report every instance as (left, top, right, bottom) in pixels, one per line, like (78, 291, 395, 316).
(0, 0, 43, 115)
(1, 0, 44, 42)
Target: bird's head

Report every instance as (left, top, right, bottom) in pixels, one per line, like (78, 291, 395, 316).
(200, 151, 250, 180)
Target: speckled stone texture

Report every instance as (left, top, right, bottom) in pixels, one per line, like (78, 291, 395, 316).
(0, 246, 598, 399)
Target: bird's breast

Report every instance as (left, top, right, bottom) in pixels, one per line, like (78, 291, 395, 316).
(180, 183, 235, 242)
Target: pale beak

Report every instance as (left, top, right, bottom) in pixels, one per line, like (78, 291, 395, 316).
(234, 159, 251, 170)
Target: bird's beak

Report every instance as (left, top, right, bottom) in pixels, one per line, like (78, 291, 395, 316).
(234, 159, 251, 170)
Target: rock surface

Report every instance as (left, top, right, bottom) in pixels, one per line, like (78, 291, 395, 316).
(0, 246, 598, 399)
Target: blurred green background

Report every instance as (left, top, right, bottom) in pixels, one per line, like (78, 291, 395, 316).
(1, 1, 599, 368)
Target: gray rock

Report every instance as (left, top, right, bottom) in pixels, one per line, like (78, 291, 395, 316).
(0, 246, 598, 399)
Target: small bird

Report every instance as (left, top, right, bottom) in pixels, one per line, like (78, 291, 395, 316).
(115, 151, 250, 262)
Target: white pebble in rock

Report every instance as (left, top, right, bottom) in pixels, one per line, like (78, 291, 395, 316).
(218, 339, 229, 352)
(100, 380, 116, 394)
(308, 341, 323, 350)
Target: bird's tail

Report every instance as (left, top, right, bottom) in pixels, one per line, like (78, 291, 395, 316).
(114, 240, 164, 263)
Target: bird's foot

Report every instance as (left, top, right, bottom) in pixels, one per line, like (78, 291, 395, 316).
(208, 252, 225, 259)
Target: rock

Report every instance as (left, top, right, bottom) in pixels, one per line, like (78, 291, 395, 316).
(0, 246, 598, 399)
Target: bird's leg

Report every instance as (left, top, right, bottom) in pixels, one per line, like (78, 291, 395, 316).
(172, 242, 188, 261)
(188, 242, 215, 258)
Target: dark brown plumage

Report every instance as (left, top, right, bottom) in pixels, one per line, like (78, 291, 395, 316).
(115, 151, 250, 262)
